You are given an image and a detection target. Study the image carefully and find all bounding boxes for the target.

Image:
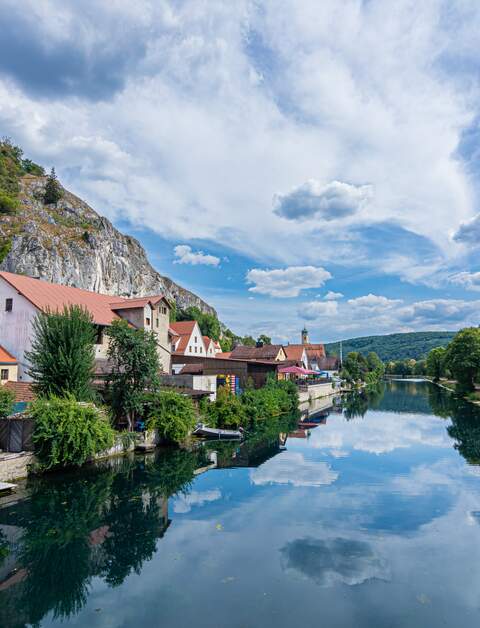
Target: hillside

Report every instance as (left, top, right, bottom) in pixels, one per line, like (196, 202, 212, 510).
(0, 140, 215, 315)
(326, 331, 456, 362)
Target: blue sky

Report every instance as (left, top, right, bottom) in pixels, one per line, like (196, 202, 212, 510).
(1, 0, 480, 343)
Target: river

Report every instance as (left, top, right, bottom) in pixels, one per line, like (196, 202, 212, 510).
(1, 380, 480, 627)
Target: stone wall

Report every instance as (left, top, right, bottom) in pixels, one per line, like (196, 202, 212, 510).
(0, 452, 36, 481)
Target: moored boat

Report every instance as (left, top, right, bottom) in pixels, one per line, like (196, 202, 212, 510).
(192, 423, 243, 440)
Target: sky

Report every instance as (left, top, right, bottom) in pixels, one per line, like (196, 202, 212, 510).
(1, 0, 480, 343)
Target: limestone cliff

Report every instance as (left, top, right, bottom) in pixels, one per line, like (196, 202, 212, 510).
(0, 175, 215, 315)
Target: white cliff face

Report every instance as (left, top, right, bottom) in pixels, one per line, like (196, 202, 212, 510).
(0, 176, 215, 315)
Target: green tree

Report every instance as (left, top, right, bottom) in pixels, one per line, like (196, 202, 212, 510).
(106, 319, 160, 430)
(26, 305, 96, 401)
(426, 346, 447, 382)
(0, 386, 15, 418)
(445, 328, 480, 391)
(257, 334, 272, 345)
(242, 335, 256, 347)
(43, 167, 63, 205)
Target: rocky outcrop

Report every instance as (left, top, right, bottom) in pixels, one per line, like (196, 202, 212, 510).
(0, 176, 215, 315)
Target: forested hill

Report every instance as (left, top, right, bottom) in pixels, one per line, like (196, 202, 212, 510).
(326, 331, 456, 362)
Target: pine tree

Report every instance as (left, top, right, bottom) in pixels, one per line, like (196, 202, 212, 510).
(26, 305, 97, 401)
(43, 167, 63, 205)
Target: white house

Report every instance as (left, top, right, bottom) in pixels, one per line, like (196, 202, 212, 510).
(0, 271, 172, 380)
(169, 321, 207, 357)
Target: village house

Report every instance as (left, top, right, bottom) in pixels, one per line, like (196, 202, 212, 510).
(229, 344, 287, 362)
(170, 321, 207, 358)
(0, 271, 172, 380)
(0, 345, 18, 384)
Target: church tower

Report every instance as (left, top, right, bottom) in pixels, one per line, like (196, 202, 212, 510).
(301, 326, 309, 345)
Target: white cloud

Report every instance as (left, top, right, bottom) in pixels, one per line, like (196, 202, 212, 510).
(173, 244, 220, 267)
(1, 0, 479, 283)
(324, 291, 344, 301)
(449, 271, 480, 292)
(246, 266, 331, 298)
(348, 294, 402, 310)
(250, 451, 338, 487)
(173, 489, 221, 514)
(274, 179, 372, 221)
(453, 214, 480, 246)
(302, 300, 338, 321)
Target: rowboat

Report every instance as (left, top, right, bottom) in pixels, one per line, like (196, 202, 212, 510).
(192, 424, 243, 440)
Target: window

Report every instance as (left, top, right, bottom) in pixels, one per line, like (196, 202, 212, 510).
(95, 326, 104, 345)
(200, 347, 203, 353)
(189, 347, 192, 353)
(5, 298, 12, 312)
(161, 306, 167, 315)
(145, 317, 151, 326)
(194, 336, 197, 343)
(1, 369, 8, 380)
(195, 346, 197, 353)
(156, 318, 159, 328)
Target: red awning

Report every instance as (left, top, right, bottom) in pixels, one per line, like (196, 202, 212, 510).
(279, 366, 317, 375)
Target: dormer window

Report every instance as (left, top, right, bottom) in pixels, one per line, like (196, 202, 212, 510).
(5, 298, 12, 312)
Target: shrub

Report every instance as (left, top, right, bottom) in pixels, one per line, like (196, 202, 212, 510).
(143, 391, 197, 443)
(203, 385, 247, 429)
(30, 396, 115, 469)
(26, 305, 97, 401)
(0, 386, 15, 418)
(0, 237, 12, 263)
(0, 191, 19, 213)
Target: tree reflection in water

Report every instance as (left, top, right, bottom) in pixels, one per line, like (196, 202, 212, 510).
(0, 448, 205, 626)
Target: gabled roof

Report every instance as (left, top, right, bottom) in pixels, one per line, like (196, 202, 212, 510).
(203, 336, 215, 350)
(304, 344, 326, 360)
(3, 381, 35, 402)
(230, 344, 285, 361)
(0, 345, 17, 364)
(169, 321, 198, 335)
(110, 295, 168, 310)
(283, 345, 307, 362)
(0, 271, 166, 326)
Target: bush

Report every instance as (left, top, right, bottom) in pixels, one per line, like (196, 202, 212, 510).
(0, 386, 15, 418)
(143, 391, 197, 443)
(203, 385, 247, 428)
(0, 191, 19, 213)
(30, 396, 115, 469)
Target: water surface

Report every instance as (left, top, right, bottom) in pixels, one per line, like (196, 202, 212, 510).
(1, 381, 480, 627)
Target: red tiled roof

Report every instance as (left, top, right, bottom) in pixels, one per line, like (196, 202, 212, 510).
(110, 295, 168, 310)
(3, 381, 36, 403)
(0, 345, 17, 364)
(170, 321, 197, 335)
(283, 345, 306, 362)
(216, 351, 232, 358)
(0, 271, 166, 327)
(230, 344, 284, 361)
(305, 344, 326, 359)
(180, 363, 205, 374)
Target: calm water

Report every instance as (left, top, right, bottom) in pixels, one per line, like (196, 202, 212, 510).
(1, 381, 480, 627)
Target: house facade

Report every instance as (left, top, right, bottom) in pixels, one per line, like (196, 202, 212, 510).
(229, 344, 287, 362)
(0, 271, 172, 380)
(170, 321, 207, 357)
(0, 345, 18, 384)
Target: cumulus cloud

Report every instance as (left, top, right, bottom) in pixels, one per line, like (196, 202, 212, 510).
(246, 266, 331, 298)
(397, 298, 480, 326)
(274, 179, 372, 221)
(348, 294, 402, 310)
(324, 291, 344, 301)
(250, 451, 338, 487)
(453, 214, 480, 246)
(449, 271, 480, 291)
(280, 537, 389, 587)
(302, 300, 338, 321)
(173, 245, 220, 267)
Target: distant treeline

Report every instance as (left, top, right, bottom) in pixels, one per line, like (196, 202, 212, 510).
(326, 331, 456, 362)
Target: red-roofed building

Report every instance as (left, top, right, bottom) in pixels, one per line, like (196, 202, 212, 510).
(0, 345, 18, 384)
(0, 271, 172, 380)
(170, 320, 207, 361)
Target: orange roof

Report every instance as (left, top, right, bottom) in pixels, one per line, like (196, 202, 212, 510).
(0, 345, 17, 364)
(0, 271, 166, 327)
(216, 352, 232, 358)
(110, 296, 167, 310)
(305, 344, 326, 359)
(284, 345, 306, 362)
(170, 321, 197, 335)
(203, 336, 214, 348)
(3, 381, 35, 402)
